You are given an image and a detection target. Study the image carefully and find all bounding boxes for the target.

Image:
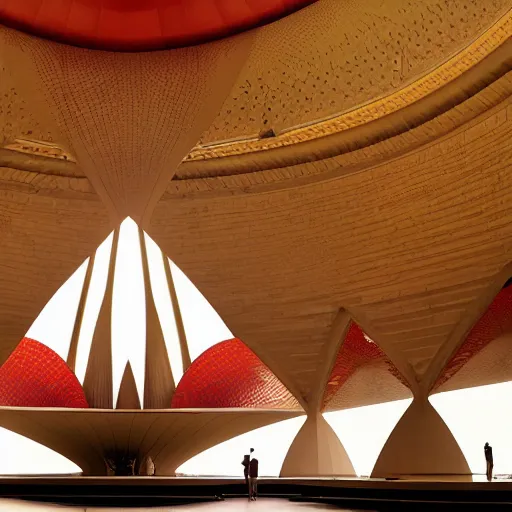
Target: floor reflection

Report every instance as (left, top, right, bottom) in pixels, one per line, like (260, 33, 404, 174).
(0, 498, 371, 511)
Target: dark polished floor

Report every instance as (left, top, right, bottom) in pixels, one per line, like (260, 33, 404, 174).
(1, 477, 512, 510)
(0, 498, 358, 511)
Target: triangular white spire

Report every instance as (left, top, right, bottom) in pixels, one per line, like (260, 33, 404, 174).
(22, 218, 235, 407)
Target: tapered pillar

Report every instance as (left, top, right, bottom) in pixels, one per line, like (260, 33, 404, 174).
(163, 254, 191, 372)
(139, 229, 175, 409)
(83, 230, 119, 409)
(371, 397, 470, 480)
(280, 413, 355, 477)
(116, 362, 141, 410)
(67, 254, 95, 372)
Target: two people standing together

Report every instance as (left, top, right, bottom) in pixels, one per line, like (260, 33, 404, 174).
(242, 448, 259, 501)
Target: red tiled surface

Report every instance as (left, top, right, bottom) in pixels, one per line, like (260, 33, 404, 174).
(433, 286, 512, 391)
(171, 338, 300, 409)
(322, 322, 409, 410)
(0, 338, 89, 408)
(0, 0, 316, 51)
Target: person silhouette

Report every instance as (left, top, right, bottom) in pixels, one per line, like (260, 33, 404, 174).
(484, 442, 493, 482)
(242, 448, 254, 492)
(249, 456, 259, 501)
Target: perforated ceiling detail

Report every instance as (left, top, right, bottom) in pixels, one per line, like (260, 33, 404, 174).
(1, 27, 253, 222)
(0, 61, 55, 146)
(200, 0, 510, 144)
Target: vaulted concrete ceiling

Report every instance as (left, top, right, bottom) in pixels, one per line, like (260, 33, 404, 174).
(0, 0, 511, 408)
(149, 77, 512, 402)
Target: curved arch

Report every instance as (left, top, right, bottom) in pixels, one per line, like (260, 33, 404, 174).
(177, 416, 305, 477)
(324, 398, 412, 477)
(280, 412, 354, 477)
(371, 397, 470, 480)
(0, 427, 81, 475)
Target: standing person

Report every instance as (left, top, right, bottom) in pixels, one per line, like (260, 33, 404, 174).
(249, 456, 259, 501)
(242, 448, 254, 492)
(484, 442, 494, 481)
(242, 454, 250, 487)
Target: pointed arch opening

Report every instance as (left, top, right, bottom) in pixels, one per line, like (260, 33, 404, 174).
(176, 416, 306, 477)
(324, 399, 412, 477)
(0, 429, 81, 475)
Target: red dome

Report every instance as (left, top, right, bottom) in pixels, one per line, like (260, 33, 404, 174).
(172, 338, 299, 409)
(0, 338, 89, 408)
(0, 0, 316, 51)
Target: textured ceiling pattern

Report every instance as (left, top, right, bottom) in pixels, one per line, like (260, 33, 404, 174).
(0, 338, 89, 408)
(172, 338, 300, 409)
(0, 61, 55, 146)
(0, 168, 110, 365)
(0, 26, 254, 223)
(322, 323, 408, 411)
(170, 68, 512, 192)
(1, 0, 510, 158)
(433, 285, 512, 391)
(0, 0, 509, 416)
(199, 0, 511, 144)
(150, 93, 512, 400)
(187, 10, 512, 163)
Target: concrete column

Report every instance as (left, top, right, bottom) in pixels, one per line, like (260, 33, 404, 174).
(280, 413, 355, 477)
(139, 228, 175, 409)
(83, 229, 119, 409)
(371, 397, 470, 480)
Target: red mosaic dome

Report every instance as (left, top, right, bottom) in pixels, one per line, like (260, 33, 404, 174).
(0, 338, 89, 408)
(171, 338, 299, 409)
(0, 0, 316, 51)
